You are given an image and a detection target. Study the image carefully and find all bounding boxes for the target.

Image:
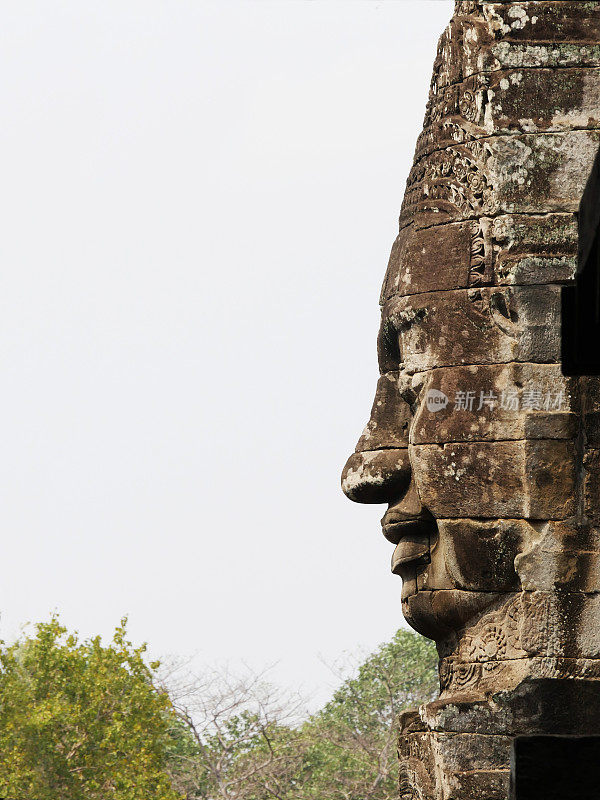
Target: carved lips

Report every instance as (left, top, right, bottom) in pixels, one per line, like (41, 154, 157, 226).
(381, 511, 433, 575)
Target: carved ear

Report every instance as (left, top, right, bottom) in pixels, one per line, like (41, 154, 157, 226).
(489, 288, 520, 339)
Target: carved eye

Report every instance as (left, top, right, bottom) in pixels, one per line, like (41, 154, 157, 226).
(401, 374, 426, 415)
(490, 291, 518, 324)
(377, 318, 402, 373)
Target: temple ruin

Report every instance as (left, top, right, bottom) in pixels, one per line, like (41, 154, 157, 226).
(342, 2, 600, 798)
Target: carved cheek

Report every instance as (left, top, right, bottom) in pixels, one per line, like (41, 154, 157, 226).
(410, 439, 576, 521)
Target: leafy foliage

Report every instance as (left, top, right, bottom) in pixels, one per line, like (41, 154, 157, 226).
(292, 629, 438, 800)
(0, 619, 437, 800)
(0, 616, 182, 800)
(166, 629, 438, 800)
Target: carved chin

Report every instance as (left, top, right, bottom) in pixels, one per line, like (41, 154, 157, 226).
(401, 587, 501, 641)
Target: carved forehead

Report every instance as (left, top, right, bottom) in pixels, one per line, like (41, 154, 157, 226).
(380, 211, 577, 308)
(380, 221, 484, 303)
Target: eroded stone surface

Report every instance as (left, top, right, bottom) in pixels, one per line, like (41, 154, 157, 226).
(412, 439, 576, 519)
(492, 213, 577, 286)
(390, 285, 562, 371)
(341, 2, 600, 798)
(410, 363, 575, 444)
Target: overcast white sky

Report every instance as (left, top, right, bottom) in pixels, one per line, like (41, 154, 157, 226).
(0, 0, 453, 704)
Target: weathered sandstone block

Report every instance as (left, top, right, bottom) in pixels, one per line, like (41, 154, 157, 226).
(411, 439, 576, 519)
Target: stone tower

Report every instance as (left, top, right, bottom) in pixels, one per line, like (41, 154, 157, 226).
(342, 2, 600, 798)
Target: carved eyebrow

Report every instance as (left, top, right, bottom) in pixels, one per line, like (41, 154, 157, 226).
(386, 305, 428, 331)
(378, 303, 429, 375)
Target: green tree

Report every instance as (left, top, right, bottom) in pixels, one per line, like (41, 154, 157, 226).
(295, 629, 438, 800)
(166, 629, 438, 800)
(0, 616, 183, 800)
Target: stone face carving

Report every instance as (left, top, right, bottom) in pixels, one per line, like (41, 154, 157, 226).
(341, 2, 600, 798)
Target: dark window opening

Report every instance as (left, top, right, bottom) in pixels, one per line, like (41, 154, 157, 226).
(511, 736, 600, 800)
(562, 147, 600, 376)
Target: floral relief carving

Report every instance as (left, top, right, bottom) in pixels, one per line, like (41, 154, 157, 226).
(469, 218, 494, 286)
(400, 144, 496, 228)
(438, 592, 555, 689)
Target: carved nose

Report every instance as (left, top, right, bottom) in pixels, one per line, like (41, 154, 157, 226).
(342, 370, 413, 504)
(341, 447, 411, 504)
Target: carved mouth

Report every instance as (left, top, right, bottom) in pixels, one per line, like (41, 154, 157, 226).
(391, 531, 431, 574)
(381, 515, 433, 575)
